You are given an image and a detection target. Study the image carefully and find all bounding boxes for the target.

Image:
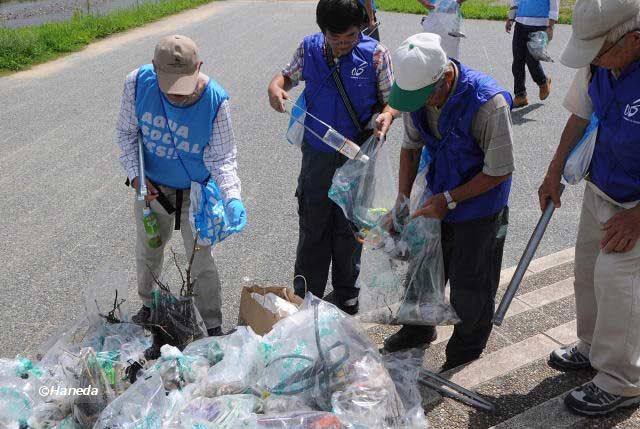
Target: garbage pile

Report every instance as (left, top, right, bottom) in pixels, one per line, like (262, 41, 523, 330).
(0, 278, 430, 428)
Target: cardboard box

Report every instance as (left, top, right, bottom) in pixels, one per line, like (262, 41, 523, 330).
(238, 284, 303, 335)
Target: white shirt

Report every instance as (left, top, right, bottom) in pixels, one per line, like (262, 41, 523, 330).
(510, 0, 560, 26)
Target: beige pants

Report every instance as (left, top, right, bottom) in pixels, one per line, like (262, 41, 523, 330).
(574, 183, 640, 396)
(134, 186, 222, 329)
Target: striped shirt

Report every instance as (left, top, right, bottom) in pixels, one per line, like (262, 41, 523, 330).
(116, 69, 241, 201)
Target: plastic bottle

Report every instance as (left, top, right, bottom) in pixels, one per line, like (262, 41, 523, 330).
(142, 205, 162, 248)
(322, 128, 370, 163)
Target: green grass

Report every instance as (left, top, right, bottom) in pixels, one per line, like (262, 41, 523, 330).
(376, 0, 574, 24)
(0, 0, 214, 72)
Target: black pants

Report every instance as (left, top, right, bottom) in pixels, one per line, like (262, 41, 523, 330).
(512, 22, 547, 97)
(441, 207, 509, 365)
(293, 143, 362, 305)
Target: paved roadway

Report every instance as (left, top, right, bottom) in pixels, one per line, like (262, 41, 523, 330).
(0, 0, 584, 358)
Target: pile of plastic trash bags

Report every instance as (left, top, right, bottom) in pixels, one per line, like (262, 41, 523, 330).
(0, 274, 430, 428)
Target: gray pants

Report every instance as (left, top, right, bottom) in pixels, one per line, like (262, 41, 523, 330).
(134, 186, 222, 329)
(575, 183, 640, 396)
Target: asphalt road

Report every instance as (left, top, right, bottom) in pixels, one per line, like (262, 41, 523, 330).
(0, 0, 584, 358)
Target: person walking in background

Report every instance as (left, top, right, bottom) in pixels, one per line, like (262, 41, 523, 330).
(506, 0, 558, 107)
(361, 0, 380, 41)
(417, 0, 467, 59)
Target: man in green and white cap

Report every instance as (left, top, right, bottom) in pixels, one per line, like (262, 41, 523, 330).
(382, 33, 515, 372)
(539, 0, 640, 416)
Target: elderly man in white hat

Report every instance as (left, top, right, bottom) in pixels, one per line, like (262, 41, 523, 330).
(382, 33, 515, 372)
(538, 0, 640, 416)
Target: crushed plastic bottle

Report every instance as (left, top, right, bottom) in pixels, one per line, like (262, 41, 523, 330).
(322, 128, 369, 163)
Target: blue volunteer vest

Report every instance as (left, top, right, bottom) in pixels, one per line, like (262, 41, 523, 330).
(302, 33, 379, 152)
(517, 0, 550, 18)
(588, 61, 640, 203)
(411, 60, 513, 223)
(135, 64, 228, 189)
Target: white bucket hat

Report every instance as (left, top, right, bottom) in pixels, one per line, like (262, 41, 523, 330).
(561, 0, 640, 68)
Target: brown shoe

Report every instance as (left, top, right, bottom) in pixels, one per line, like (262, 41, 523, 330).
(539, 78, 552, 100)
(513, 94, 529, 108)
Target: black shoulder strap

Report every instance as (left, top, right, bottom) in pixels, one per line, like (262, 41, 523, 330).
(324, 47, 365, 133)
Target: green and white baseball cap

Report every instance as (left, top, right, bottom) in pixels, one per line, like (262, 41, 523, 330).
(389, 33, 448, 112)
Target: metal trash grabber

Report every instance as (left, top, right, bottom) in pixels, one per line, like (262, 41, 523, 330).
(419, 368, 496, 412)
(137, 133, 148, 201)
(363, 21, 381, 37)
(492, 184, 565, 326)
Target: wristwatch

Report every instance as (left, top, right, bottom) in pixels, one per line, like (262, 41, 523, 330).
(443, 191, 457, 210)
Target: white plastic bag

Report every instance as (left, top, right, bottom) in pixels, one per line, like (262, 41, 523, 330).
(563, 113, 599, 185)
(250, 292, 300, 319)
(421, 0, 464, 59)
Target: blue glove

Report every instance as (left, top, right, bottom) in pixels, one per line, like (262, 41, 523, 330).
(225, 199, 247, 233)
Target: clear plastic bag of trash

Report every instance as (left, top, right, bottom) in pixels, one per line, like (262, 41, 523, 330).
(257, 294, 404, 416)
(200, 327, 264, 397)
(146, 288, 208, 360)
(151, 344, 209, 391)
(72, 348, 118, 428)
(329, 135, 397, 234)
(93, 372, 167, 429)
(331, 353, 408, 428)
(0, 375, 41, 429)
(381, 351, 430, 428)
(182, 336, 225, 366)
(252, 411, 342, 428)
(423, 0, 466, 38)
(0, 357, 42, 381)
(357, 199, 460, 326)
(261, 394, 314, 414)
(563, 112, 599, 185)
(179, 394, 263, 428)
(528, 30, 553, 62)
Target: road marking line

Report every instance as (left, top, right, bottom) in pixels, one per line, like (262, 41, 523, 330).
(545, 320, 578, 345)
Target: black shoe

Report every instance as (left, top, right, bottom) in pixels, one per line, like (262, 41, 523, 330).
(383, 325, 437, 353)
(549, 344, 591, 371)
(207, 326, 224, 337)
(565, 381, 640, 416)
(132, 305, 151, 325)
(323, 291, 359, 315)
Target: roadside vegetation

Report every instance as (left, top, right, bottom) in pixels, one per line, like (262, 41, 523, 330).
(0, 0, 213, 73)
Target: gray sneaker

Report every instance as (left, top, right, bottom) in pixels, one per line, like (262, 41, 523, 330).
(549, 344, 591, 370)
(565, 381, 640, 416)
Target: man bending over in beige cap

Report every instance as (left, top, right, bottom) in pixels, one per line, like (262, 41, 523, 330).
(116, 35, 245, 337)
(539, 0, 640, 416)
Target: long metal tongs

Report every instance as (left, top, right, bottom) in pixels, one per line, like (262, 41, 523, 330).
(418, 369, 496, 412)
(137, 133, 148, 201)
(492, 185, 565, 326)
